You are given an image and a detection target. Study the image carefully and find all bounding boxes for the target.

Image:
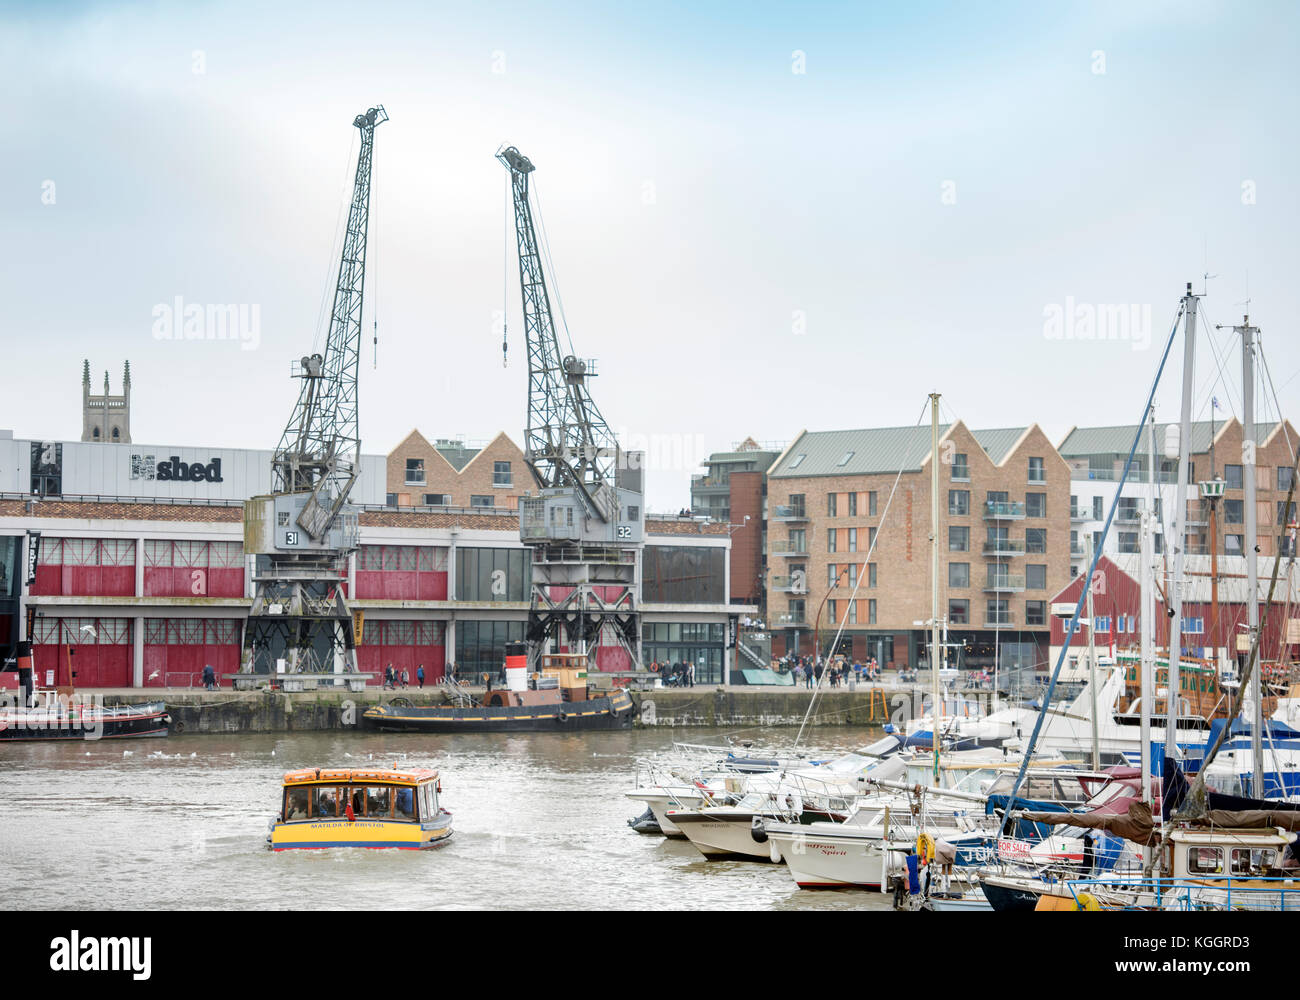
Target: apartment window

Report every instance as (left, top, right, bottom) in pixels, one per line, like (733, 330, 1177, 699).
(868, 527, 876, 549)
(788, 599, 806, 622)
(827, 493, 838, 517)
(827, 600, 838, 623)
(1092, 497, 1104, 520)
(1026, 492, 1046, 518)
(848, 492, 857, 517)
(951, 453, 969, 481)
(949, 562, 969, 588)
(1025, 600, 1046, 627)
(1280, 467, 1295, 492)
(868, 491, 878, 516)
(493, 461, 512, 487)
(1028, 457, 1046, 483)
(848, 528, 857, 552)
(1278, 500, 1297, 525)
(949, 599, 969, 625)
(470, 495, 494, 508)
(385, 492, 398, 506)
(1025, 528, 1046, 554)
(787, 494, 806, 517)
(949, 490, 970, 516)
(868, 563, 877, 588)
(1224, 499, 1243, 524)
(1118, 532, 1139, 554)
(1070, 494, 1080, 517)
(867, 599, 877, 625)
(827, 530, 837, 553)
(423, 493, 450, 506)
(949, 525, 969, 552)
(987, 490, 1008, 505)
(1225, 465, 1243, 490)
(405, 458, 425, 485)
(1225, 534, 1243, 554)
(1280, 535, 1297, 558)
(1026, 564, 1046, 590)
(847, 600, 858, 625)
(986, 599, 1009, 625)
(789, 529, 806, 553)
(828, 564, 840, 588)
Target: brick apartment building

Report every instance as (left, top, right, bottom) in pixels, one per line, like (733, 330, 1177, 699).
(1059, 417, 1298, 565)
(690, 437, 785, 608)
(386, 430, 528, 510)
(765, 421, 1072, 675)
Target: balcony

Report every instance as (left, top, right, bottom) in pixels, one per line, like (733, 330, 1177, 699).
(772, 504, 808, 522)
(983, 574, 1026, 593)
(690, 475, 730, 495)
(984, 615, 1016, 629)
(771, 575, 807, 594)
(777, 613, 808, 627)
(1070, 543, 1086, 558)
(984, 501, 1026, 521)
(982, 538, 1025, 557)
(1070, 506, 1092, 522)
(769, 539, 808, 557)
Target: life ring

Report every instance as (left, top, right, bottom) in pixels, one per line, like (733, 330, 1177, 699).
(916, 831, 936, 866)
(649, 663, 659, 672)
(1074, 891, 1101, 911)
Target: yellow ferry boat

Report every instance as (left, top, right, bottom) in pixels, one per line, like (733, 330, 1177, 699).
(268, 767, 453, 851)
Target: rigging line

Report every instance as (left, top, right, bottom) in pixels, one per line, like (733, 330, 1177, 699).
(313, 129, 359, 357)
(1195, 301, 1241, 421)
(530, 176, 578, 359)
(502, 169, 510, 367)
(794, 395, 933, 750)
(999, 300, 1185, 838)
(1258, 341, 1296, 463)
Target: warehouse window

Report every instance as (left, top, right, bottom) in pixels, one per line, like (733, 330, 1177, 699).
(405, 459, 425, 485)
(493, 461, 512, 487)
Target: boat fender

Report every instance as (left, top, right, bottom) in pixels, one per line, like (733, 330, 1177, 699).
(557, 711, 568, 724)
(769, 840, 782, 864)
(916, 832, 936, 866)
(750, 816, 768, 844)
(172, 719, 183, 733)
(1074, 892, 1101, 911)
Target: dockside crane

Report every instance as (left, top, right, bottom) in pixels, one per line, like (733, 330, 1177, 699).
(497, 145, 644, 670)
(235, 106, 388, 690)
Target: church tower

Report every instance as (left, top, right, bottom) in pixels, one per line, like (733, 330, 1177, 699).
(81, 360, 132, 443)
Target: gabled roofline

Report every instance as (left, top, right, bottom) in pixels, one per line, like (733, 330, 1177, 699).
(767, 430, 806, 476)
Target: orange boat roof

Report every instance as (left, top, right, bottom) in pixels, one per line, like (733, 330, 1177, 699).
(281, 767, 439, 786)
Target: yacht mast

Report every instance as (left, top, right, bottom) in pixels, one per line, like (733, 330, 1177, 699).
(1086, 533, 1099, 770)
(1140, 409, 1157, 805)
(1238, 316, 1263, 793)
(1166, 283, 1200, 757)
(930, 392, 942, 785)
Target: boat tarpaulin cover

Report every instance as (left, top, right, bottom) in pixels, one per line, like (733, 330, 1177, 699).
(1017, 801, 1159, 846)
(1162, 758, 1300, 822)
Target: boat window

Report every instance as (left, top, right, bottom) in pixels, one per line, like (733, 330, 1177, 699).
(348, 786, 367, 817)
(1187, 846, 1224, 875)
(1230, 848, 1276, 876)
(314, 786, 340, 818)
(394, 786, 417, 821)
(419, 784, 433, 821)
(366, 786, 392, 818)
(284, 787, 311, 821)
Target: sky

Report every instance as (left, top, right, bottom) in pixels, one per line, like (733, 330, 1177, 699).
(1, 0, 1297, 512)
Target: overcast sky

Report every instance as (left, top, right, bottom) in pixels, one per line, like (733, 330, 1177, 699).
(2, 0, 1297, 512)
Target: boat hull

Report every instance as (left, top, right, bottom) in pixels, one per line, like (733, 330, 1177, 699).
(0, 703, 170, 741)
(667, 811, 777, 861)
(269, 813, 454, 851)
(363, 691, 635, 733)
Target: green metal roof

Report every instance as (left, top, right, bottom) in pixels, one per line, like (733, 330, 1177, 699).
(436, 445, 480, 471)
(1059, 420, 1276, 459)
(769, 424, 1028, 478)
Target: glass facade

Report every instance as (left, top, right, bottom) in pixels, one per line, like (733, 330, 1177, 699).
(454, 619, 526, 682)
(642, 622, 725, 684)
(456, 547, 530, 602)
(642, 545, 725, 604)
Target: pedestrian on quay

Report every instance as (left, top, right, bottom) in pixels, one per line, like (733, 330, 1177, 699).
(202, 663, 216, 691)
(805, 664, 814, 690)
(687, 661, 695, 688)
(385, 663, 394, 689)
(401, 667, 410, 689)
(417, 664, 425, 688)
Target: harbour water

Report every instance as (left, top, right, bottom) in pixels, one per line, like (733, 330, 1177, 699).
(4, 727, 893, 911)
